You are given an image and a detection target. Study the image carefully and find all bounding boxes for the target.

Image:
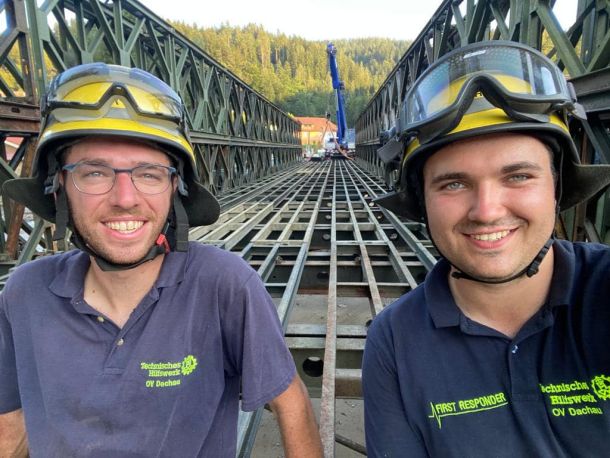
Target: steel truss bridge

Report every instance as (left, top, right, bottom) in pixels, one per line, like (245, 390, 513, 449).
(1, 0, 609, 456)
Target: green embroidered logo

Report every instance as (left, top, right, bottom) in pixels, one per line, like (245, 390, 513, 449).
(539, 376, 609, 418)
(591, 375, 610, 401)
(181, 355, 198, 376)
(427, 392, 509, 429)
(140, 354, 199, 389)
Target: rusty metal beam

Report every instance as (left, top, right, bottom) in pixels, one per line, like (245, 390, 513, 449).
(0, 100, 40, 134)
(4, 137, 36, 259)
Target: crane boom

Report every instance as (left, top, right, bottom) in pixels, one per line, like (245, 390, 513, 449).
(327, 43, 348, 150)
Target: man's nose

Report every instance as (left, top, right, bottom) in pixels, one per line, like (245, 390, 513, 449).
(467, 182, 506, 223)
(107, 171, 139, 207)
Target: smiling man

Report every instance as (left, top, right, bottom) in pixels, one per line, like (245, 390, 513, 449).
(363, 41, 610, 457)
(0, 63, 322, 457)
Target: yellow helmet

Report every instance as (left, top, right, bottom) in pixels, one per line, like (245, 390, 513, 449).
(4, 63, 219, 227)
(375, 41, 610, 222)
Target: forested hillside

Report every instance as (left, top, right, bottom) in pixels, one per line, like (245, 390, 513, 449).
(170, 22, 411, 126)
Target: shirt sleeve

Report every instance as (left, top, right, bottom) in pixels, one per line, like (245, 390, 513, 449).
(221, 270, 296, 411)
(0, 294, 21, 413)
(362, 318, 427, 458)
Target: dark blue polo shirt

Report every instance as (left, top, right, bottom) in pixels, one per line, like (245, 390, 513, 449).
(363, 240, 610, 457)
(0, 243, 296, 457)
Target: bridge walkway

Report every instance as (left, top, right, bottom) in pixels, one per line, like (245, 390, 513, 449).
(195, 159, 438, 455)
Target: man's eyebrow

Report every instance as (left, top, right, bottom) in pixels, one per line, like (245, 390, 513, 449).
(75, 158, 108, 165)
(429, 161, 545, 185)
(501, 161, 545, 174)
(429, 172, 468, 186)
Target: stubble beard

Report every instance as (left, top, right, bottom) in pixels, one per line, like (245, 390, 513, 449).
(67, 200, 169, 267)
(431, 219, 552, 283)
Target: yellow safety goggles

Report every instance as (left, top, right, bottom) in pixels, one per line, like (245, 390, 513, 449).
(41, 63, 184, 123)
(398, 41, 580, 144)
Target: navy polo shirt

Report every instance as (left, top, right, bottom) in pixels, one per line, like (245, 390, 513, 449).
(0, 243, 296, 457)
(363, 239, 610, 457)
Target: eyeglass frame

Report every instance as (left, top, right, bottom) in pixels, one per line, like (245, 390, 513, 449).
(62, 161, 178, 195)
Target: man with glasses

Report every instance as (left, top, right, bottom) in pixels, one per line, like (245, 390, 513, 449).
(0, 63, 322, 457)
(362, 41, 610, 456)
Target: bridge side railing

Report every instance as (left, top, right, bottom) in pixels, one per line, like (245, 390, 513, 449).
(356, 0, 610, 245)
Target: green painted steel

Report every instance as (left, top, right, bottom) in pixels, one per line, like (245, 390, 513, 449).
(0, 0, 301, 265)
(2, 0, 300, 150)
(355, 0, 610, 245)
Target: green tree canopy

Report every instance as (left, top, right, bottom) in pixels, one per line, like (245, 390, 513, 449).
(170, 22, 410, 126)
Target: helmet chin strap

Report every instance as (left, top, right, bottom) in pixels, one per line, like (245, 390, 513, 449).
(70, 222, 171, 272)
(445, 201, 560, 285)
(449, 238, 554, 284)
(53, 190, 189, 272)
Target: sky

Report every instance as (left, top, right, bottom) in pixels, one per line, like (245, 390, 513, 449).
(141, 0, 577, 41)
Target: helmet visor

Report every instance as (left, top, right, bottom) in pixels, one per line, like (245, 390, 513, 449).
(44, 63, 183, 121)
(403, 41, 572, 134)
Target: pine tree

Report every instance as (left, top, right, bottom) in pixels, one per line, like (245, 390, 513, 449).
(169, 21, 411, 124)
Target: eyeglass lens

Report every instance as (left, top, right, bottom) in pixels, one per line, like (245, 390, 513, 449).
(68, 162, 173, 195)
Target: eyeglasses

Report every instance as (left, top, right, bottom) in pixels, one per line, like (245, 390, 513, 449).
(62, 162, 177, 195)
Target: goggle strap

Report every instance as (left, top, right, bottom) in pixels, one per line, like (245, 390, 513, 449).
(571, 102, 588, 120)
(172, 194, 189, 252)
(44, 155, 60, 194)
(53, 189, 70, 241)
(502, 107, 551, 123)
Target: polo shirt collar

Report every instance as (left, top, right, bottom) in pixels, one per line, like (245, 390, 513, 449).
(545, 239, 574, 308)
(48, 246, 189, 299)
(49, 251, 90, 299)
(425, 239, 575, 329)
(425, 258, 460, 328)
(155, 248, 188, 288)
